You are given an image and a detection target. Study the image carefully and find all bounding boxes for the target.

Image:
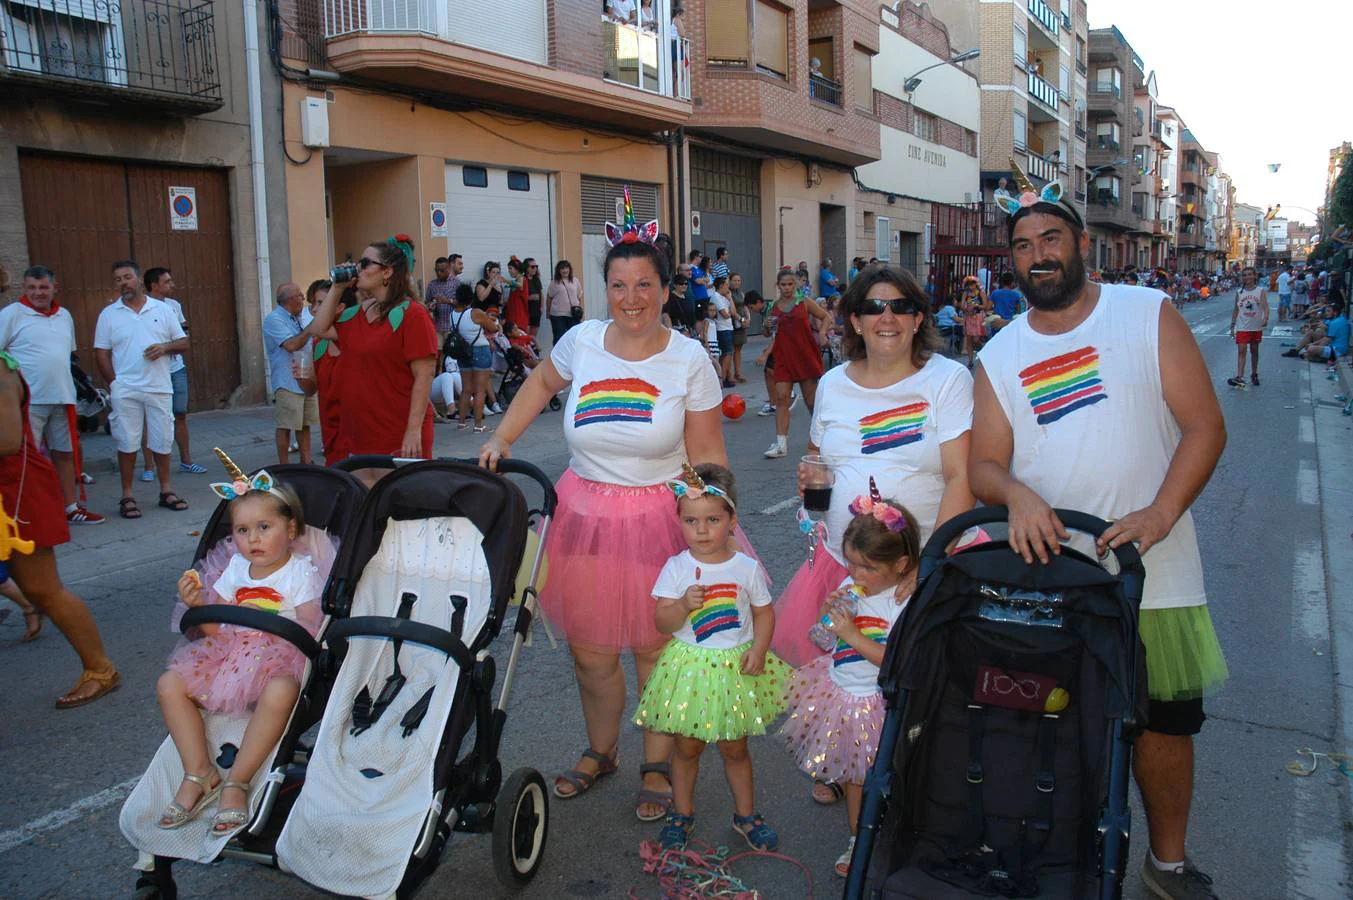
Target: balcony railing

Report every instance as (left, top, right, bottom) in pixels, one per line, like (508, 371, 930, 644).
(1151, 120, 1163, 139)
(1090, 81, 1121, 97)
(1027, 69, 1058, 110)
(1095, 189, 1120, 207)
(324, 0, 436, 35)
(0, 0, 222, 111)
(1094, 136, 1121, 154)
(1026, 150, 1056, 183)
(1075, 59, 1087, 75)
(1074, 189, 1087, 203)
(1026, 0, 1059, 37)
(1075, 122, 1087, 139)
(603, 20, 659, 94)
(809, 72, 842, 107)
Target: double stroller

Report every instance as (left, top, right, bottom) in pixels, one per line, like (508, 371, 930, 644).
(122, 456, 557, 898)
(846, 507, 1148, 900)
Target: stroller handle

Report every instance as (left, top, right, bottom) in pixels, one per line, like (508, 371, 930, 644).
(925, 505, 1145, 589)
(181, 605, 322, 659)
(334, 455, 557, 517)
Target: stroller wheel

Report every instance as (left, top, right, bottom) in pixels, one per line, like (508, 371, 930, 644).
(548, 396, 562, 412)
(492, 767, 549, 887)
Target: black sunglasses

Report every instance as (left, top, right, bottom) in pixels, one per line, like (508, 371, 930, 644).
(858, 297, 924, 316)
(358, 257, 383, 270)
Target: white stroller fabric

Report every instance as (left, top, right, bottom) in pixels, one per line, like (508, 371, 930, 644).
(119, 528, 338, 864)
(276, 516, 492, 899)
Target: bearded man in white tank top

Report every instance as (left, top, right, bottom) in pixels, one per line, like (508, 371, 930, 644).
(971, 179, 1228, 899)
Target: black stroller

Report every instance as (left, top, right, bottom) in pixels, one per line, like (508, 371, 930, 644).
(846, 507, 1147, 900)
(497, 345, 561, 412)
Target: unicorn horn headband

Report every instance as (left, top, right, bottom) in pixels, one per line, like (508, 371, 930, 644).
(993, 156, 1084, 230)
(666, 462, 735, 511)
(847, 477, 907, 533)
(605, 185, 660, 248)
(210, 447, 289, 503)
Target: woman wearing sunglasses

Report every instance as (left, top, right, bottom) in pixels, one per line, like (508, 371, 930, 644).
(307, 235, 438, 482)
(771, 266, 976, 767)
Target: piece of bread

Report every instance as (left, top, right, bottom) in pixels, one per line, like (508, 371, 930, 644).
(182, 569, 202, 588)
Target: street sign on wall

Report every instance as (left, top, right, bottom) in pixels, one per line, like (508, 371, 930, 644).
(168, 186, 197, 231)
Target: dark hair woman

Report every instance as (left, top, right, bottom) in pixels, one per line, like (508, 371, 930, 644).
(546, 260, 584, 346)
(480, 237, 746, 824)
(306, 235, 438, 483)
(756, 267, 832, 459)
(476, 260, 504, 311)
(523, 257, 544, 338)
(503, 257, 531, 335)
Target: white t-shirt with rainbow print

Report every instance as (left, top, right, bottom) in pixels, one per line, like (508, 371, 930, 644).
(551, 319, 724, 487)
(210, 552, 316, 622)
(828, 576, 909, 697)
(652, 550, 772, 650)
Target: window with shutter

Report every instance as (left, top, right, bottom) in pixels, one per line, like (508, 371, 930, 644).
(580, 177, 660, 234)
(705, 0, 750, 66)
(753, 0, 787, 77)
(852, 48, 872, 111)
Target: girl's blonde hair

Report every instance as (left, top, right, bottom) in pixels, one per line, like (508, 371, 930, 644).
(842, 498, 920, 574)
(230, 481, 307, 535)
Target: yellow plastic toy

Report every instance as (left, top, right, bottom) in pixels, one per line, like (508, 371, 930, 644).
(0, 497, 36, 561)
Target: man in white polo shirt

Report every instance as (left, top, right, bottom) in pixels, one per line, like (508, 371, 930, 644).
(93, 260, 190, 519)
(138, 266, 204, 479)
(0, 265, 104, 524)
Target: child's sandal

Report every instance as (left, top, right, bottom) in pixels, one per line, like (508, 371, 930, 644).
(835, 835, 857, 877)
(156, 770, 222, 829)
(659, 812, 695, 849)
(811, 779, 845, 805)
(210, 780, 252, 833)
(732, 812, 778, 851)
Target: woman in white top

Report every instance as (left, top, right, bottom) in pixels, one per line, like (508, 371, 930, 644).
(711, 275, 739, 386)
(480, 237, 731, 823)
(772, 265, 976, 670)
(450, 283, 498, 432)
(546, 260, 584, 348)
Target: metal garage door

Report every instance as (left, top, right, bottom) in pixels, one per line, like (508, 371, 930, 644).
(445, 164, 554, 287)
(17, 152, 239, 410)
(690, 146, 762, 294)
(578, 177, 660, 326)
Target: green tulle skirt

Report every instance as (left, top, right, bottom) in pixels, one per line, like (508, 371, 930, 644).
(1139, 606, 1228, 701)
(634, 639, 791, 742)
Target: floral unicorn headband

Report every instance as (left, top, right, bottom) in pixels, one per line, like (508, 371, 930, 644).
(848, 477, 908, 533)
(993, 157, 1084, 230)
(209, 447, 289, 503)
(605, 185, 659, 248)
(667, 462, 735, 511)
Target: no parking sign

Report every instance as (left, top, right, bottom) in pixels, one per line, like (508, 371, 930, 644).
(429, 202, 448, 238)
(169, 186, 198, 231)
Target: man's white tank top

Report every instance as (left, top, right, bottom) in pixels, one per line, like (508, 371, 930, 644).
(978, 283, 1206, 610)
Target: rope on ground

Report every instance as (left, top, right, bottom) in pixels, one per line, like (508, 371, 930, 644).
(1285, 747, 1353, 777)
(629, 838, 815, 900)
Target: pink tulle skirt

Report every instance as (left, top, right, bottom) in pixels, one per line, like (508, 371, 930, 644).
(770, 552, 847, 667)
(167, 629, 308, 715)
(780, 654, 887, 785)
(540, 469, 760, 654)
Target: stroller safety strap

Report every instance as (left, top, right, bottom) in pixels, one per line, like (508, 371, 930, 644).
(350, 592, 417, 736)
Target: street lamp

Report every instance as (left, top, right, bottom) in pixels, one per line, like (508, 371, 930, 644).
(903, 48, 980, 95)
(1088, 158, 1132, 179)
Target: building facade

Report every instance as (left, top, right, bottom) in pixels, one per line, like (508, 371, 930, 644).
(1176, 129, 1214, 272)
(1083, 26, 1145, 271)
(1231, 203, 1263, 269)
(854, 1, 980, 278)
(0, 0, 286, 405)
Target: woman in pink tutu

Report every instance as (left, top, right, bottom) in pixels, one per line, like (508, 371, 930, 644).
(155, 457, 323, 834)
(771, 264, 974, 803)
(781, 489, 920, 878)
(479, 192, 731, 822)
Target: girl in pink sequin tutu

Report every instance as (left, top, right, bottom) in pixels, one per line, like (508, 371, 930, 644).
(780, 483, 920, 878)
(155, 454, 324, 835)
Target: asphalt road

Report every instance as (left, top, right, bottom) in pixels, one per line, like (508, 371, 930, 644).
(2, 295, 1351, 899)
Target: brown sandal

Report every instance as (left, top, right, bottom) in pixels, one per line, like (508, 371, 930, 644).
(21, 607, 43, 642)
(118, 497, 142, 519)
(55, 665, 121, 709)
(552, 748, 619, 799)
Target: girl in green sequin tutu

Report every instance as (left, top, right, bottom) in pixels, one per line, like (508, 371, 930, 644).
(633, 463, 789, 852)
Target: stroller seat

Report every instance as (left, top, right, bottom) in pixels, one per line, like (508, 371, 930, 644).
(276, 515, 493, 897)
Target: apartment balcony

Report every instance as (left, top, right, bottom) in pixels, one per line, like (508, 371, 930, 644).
(1086, 82, 1125, 118)
(809, 72, 842, 108)
(321, 1, 691, 131)
(1176, 230, 1205, 250)
(1026, 0, 1059, 42)
(1151, 120, 1163, 140)
(1026, 69, 1059, 117)
(1025, 149, 1058, 184)
(1075, 58, 1087, 76)
(1086, 190, 1142, 232)
(1179, 167, 1206, 190)
(0, 0, 222, 113)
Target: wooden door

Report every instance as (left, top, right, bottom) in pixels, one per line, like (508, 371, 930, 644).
(17, 152, 239, 410)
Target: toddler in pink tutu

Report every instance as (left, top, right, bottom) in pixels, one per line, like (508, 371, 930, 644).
(780, 483, 920, 878)
(155, 454, 324, 835)
(634, 463, 790, 852)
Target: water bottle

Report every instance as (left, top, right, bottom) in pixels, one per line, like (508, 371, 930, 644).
(809, 584, 864, 652)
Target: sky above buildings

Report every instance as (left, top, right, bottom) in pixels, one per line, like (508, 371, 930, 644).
(1090, 0, 1345, 230)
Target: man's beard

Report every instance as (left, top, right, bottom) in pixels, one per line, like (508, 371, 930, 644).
(1015, 253, 1087, 311)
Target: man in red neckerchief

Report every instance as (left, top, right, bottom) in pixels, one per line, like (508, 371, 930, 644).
(0, 265, 103, 524)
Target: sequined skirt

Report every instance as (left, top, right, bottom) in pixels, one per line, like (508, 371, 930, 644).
(633, 639, 790, 742)
(780, 654, 886, 785)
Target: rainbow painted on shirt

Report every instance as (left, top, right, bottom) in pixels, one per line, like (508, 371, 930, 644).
(1019, 346, 1107, 425)
(235, 585, 284, 614)
(858, 401, 929, 455)
(573, 378, 660, 428)
(689, 583, 741, 643)
(833, 615, 890, 666)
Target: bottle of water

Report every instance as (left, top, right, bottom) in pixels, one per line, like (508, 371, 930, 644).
(809, 585, 865, 652)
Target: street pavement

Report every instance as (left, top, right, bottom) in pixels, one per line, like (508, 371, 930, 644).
(3, 298, 1352, 899)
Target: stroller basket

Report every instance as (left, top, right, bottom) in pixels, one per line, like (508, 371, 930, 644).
(848, 507, 1146, 900)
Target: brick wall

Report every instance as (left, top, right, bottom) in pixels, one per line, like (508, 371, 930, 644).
(875, 91, 976, 157)
(278, 0, 328, 67)
(552, 0, 605, 80)
(897, 0, 952, 59)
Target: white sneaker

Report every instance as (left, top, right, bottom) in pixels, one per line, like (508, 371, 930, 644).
(490, 403, 504, 415)
(763, 442, 787, 459)
(757, 402, 776, 416)
(787, 391, 800, 411)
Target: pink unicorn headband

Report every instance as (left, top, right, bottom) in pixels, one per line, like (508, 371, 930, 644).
(605, 186, 659, 248)
(847, 477, 907, 533)
(666, 462, 735, 511)
(993, 157, 1084, 230)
